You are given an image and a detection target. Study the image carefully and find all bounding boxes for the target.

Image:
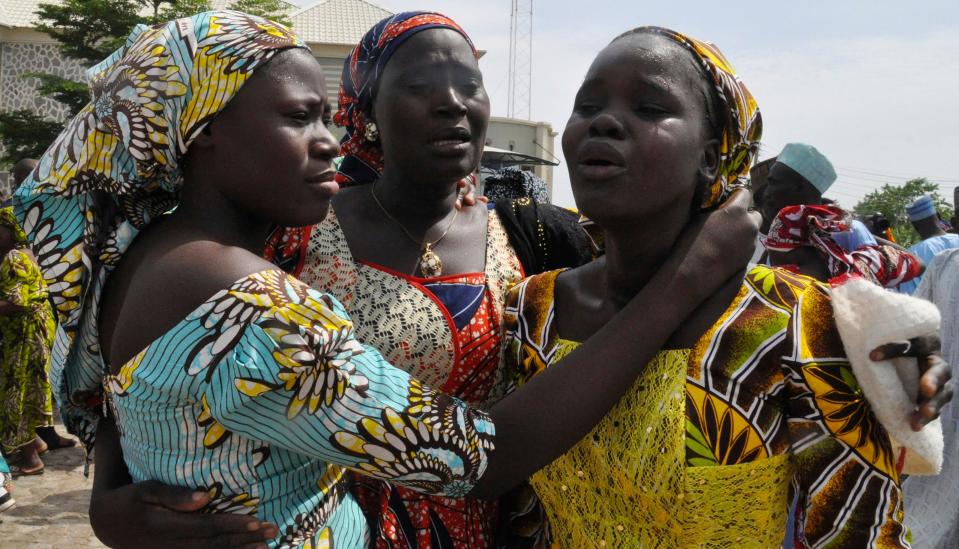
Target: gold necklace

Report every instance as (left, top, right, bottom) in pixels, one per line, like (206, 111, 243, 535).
(370, 182, 459, 277)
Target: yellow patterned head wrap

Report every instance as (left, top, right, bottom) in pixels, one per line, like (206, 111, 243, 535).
(616, 27, 762, 209)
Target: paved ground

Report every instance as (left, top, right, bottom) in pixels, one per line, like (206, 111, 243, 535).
(1, 433, 103, 548)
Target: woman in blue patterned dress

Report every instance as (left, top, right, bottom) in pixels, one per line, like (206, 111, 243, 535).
(12, 11, 761, 548)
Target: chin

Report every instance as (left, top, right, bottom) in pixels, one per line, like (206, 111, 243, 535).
(426, 162, 476, 185)
(281, 199, 332, 228)
(571, 183, 620, 217)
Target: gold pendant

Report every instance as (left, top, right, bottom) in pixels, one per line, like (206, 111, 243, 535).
(419, 243, 443, 277)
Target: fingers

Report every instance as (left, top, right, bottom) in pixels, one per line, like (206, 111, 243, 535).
(136, 480, 211, 512)
(917, 335, 943, 354)
(215, 523, 279, 548)
(922, 377, 955, 425)
(144, 509, 272, 543)
(869, 341, 913, 361)
(719, 188, 751, 213)
(919, 356, 951, 399)
(911, 359, 953, 431)
(870, 336, 941, 361)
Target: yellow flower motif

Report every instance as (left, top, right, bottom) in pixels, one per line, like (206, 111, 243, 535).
(200, 482, 258, 515)
(105, 348, 147, 397)
(197, 394, 231, 449)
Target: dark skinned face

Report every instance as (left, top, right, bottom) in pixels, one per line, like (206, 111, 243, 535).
(762, 162, 820, 231)
(371, 29, 490, 185)
(192, 49, 340, 227)
(563, 32, 719, 227)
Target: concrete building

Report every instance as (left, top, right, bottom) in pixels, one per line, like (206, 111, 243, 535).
(484, 116, 558, 195)
(0, 0, 557, 199)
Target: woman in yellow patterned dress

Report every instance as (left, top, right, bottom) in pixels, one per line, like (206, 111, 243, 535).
(0, 207, 56, 476)
(503, 27, 913, 547)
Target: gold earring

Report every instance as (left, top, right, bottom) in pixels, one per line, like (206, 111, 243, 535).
(365, 122, 379, 142)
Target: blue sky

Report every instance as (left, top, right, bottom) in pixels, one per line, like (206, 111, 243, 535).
(296, 0, 959, 209)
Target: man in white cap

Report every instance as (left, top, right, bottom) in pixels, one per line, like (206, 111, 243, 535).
(903, 247, 959, 547)
(761, 143, 877, 254)
(896, 195, 959, 294)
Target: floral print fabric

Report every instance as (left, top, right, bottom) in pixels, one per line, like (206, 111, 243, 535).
(273, 207, 525, 548)
(0, 245, 56, 452)
(503, 265, 909, 547)
(104, 269, 495, 548)
(8, 10, 306, 450)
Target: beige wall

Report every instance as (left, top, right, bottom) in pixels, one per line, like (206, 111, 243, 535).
(485, 116, 558, 191)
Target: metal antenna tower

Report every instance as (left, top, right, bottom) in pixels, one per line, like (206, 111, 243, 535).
(507, 0, 533, 120)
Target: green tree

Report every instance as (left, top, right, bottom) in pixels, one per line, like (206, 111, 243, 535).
(228, 0, 291, 26)
(158, 0, 212, 21)
(0, 0, 210, 169)
(0, 110, 64, 165)
(853, 178, 954, 248)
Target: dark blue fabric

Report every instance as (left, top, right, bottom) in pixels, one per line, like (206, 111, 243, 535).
(421, 282, 485, 331)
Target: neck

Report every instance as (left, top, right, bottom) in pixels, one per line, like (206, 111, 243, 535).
(916, 221, 946, 240)
(171, 181, 272, 254)
(601, 207, 690, 310)
(373, 170, 460, 232)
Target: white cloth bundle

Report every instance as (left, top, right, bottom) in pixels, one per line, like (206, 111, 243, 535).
(831, 277, 944, 475)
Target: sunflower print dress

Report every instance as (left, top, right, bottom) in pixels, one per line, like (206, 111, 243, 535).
(503, 265, 909, 548)
(103, 269, 494, 549)
(0, 239, 56, 453)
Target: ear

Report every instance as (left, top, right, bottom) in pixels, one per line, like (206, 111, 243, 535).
(698, 137, 721, 184)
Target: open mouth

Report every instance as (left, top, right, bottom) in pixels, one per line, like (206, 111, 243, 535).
(581, 158, 618, 167)
(430, 126, 472, 148)
(431, 138, 469, 147)
(305, 170, 336, 184)
(575, 144, 627, 179)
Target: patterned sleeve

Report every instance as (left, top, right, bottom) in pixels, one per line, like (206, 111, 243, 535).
(782, 282, 909, 547)
(200, 275, 495, 498)
(497, 275, 555, 549)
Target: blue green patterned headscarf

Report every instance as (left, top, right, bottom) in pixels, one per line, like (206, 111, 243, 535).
(11, 10, 305, 446)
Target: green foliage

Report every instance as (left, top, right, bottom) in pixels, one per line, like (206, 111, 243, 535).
(0, 0, 289, 169)
(0, 111, 63, 166)
(158, 0, 213, 21)
(24, 73, 90, 114)
(229, 0, 292, 26)
(853, 178, 954, 248)
(34, 0, 144, 65)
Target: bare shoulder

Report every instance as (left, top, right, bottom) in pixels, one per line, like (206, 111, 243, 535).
(100, 231, 278, 367)
(150, 240, 276, 295)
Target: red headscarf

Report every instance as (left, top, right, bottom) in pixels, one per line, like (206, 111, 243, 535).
(763, 205, 921, 288)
